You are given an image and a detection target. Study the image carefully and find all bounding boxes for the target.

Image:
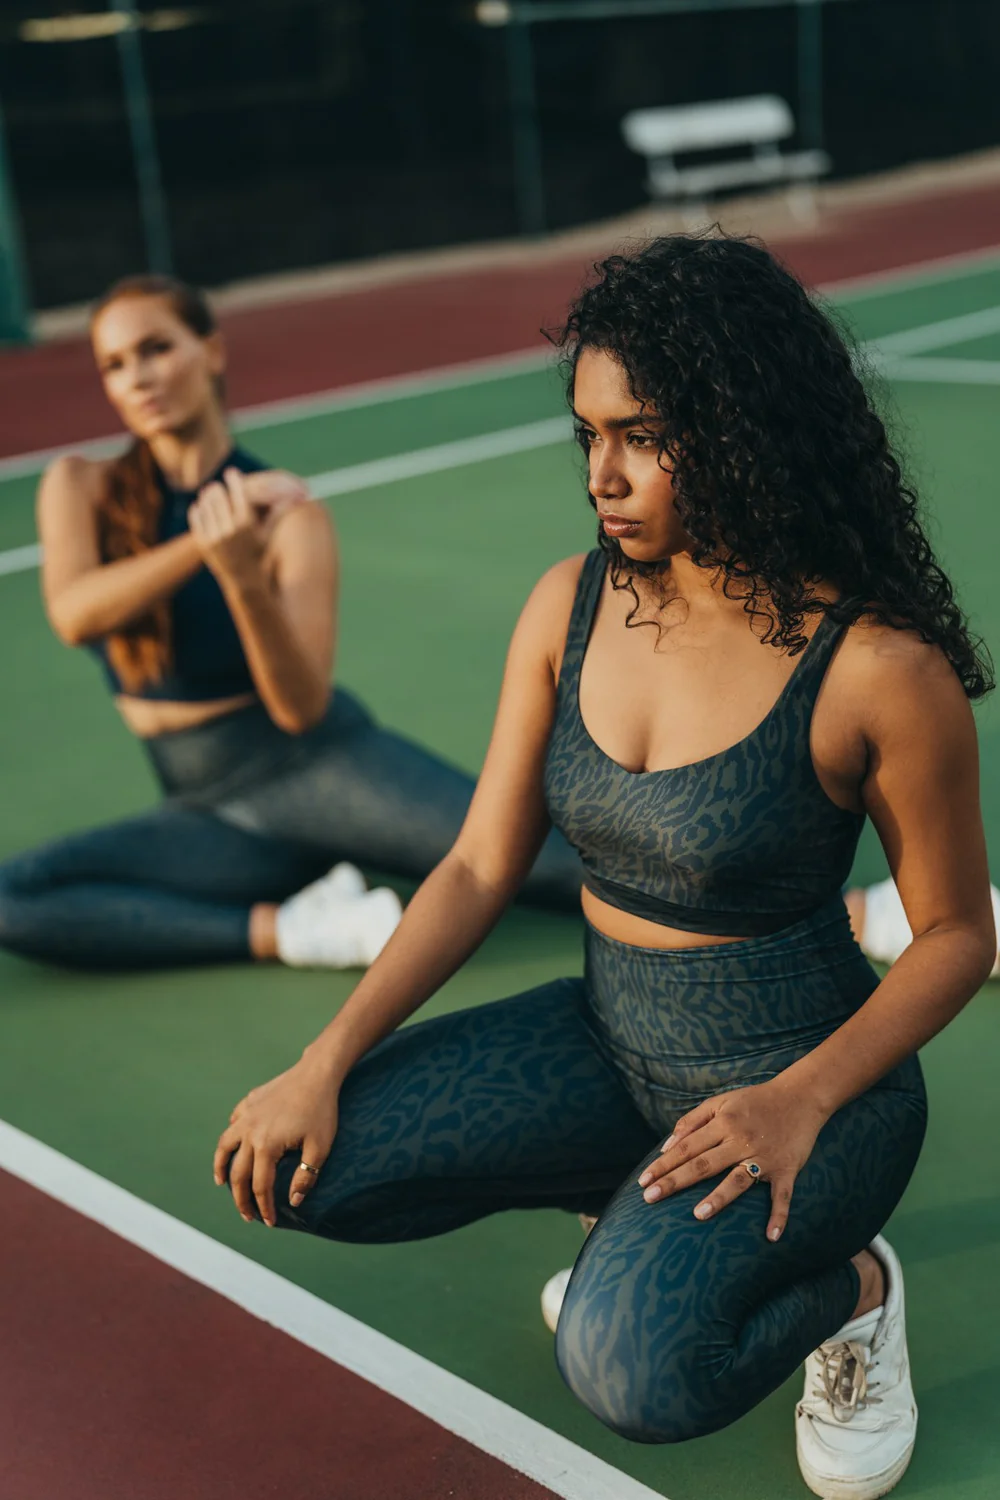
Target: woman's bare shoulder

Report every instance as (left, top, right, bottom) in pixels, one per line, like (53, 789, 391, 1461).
(513, 552, 591, 673)
(836, 616, 970, 729)
(37, 453, 109, 517)
(527, 552, 590, 611)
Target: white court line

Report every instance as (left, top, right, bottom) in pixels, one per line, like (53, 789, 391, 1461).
(0, 418, 576, 578)
(0, 242, 999, 486)
(0, 346, 553, 484)
(875, 355, 1000, 385)
(308, 415, 571, 498)
(0, 1118, 666, 1500)
(871, 303, 1000, 356)
(2, 311, 999, 582)
(2, 296, 1000, 580)
(0, 541, 41, 576)
(820, 241, 1000, 301)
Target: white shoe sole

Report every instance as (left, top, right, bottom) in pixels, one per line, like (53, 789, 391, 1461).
(796, 1434, 915, 1500)
(540, 1268, 571, 1334)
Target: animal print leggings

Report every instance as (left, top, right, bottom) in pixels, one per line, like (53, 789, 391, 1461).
(264, 896, 927, 1442)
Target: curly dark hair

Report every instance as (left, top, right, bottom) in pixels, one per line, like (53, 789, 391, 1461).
(556, 232, 992, 699)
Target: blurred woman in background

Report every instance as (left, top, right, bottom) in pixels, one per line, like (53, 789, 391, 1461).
(0, 275, 580, 970)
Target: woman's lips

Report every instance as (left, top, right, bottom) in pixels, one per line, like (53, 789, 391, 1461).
(599, 514, 641, 537)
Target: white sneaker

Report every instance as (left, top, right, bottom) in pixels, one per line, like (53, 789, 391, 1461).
(541, 1268, 571, 1334)
(540, 1216, 598, 1333)
(276, 877, 401, 969)
(284, 862, 368, 917)
(796, 1235, 917, 1500)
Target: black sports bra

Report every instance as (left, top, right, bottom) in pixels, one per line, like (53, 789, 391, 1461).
(92, 446, 266, 702)
(543, 551, 865, 937)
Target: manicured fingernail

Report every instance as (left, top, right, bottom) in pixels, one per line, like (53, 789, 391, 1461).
(693, 1202, 713, 1220)
(643, 1185, 662, 1203)
(290, 1192, 304, 1207)
(662, 1134, 676, 1151)
(768, 1226, 782, 1242)
(637, 1171, 653, 1187)
(241, 1213, 253, 1223)
(213, 1176, 222, 1186)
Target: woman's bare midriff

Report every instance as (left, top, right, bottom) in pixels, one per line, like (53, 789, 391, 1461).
(115, 690, 257, 738)
(581, 885, 746, 950)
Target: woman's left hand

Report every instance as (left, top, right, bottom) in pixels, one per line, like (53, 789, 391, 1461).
(189, 466, 299, 584)
(637, 1078, 829, 1241)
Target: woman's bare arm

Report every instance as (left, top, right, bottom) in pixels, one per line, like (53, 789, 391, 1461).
(214, 555, 586, 1222)
(300, 555, 585, 1081)
(628, 626, 995, 1241)
(188, 470, 336, 733)
(781, 630, 995, 1111)
(38, 455, 202, 645)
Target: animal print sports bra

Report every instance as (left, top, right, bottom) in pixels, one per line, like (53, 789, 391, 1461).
(543, 550, 865, 937)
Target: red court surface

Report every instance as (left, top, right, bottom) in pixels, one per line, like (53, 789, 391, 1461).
(1, 174, 999, 457)
(0, 1169, 560, 1500)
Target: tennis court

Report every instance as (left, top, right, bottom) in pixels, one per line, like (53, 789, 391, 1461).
(1, 249, 999, 1499)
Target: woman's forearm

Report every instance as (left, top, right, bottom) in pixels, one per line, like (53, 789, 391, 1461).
(778, 922, 994, 1116)
(217, 572, 330, 732)
(302, 853, 522, 1084)
(47, 533, 202, 645)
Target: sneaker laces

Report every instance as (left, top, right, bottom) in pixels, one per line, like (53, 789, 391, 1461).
(812, 1340, 882, 1424)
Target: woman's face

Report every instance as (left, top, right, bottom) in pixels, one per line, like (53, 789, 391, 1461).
(573, 347, 689, 563)
(91, 294, 225, 440)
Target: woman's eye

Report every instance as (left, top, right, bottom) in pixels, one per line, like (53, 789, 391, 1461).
(628, 432, 656, 449)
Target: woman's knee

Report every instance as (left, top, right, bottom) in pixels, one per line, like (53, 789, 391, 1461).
(555, 1271, 730, 1444)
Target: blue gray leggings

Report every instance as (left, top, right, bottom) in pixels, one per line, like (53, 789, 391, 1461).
(0, 690, 582, 969)
(260, 900, 926, 1441)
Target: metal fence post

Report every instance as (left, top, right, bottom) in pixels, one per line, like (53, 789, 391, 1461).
(0, 88, 31, 343)
(796, 0, 824, 154)
(506, 11, 547, 236)
(115, 0, 174, 274)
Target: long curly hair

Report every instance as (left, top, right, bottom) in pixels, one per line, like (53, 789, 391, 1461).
(556, 232, 992, 700)
(90, 274, 219, 692)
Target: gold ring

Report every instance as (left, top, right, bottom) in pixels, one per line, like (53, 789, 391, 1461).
(742, 1160, 762, 1184)
(298, 1161, 320, 1177)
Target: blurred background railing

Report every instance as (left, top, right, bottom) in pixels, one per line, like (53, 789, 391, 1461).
(0, 0, 996, 329)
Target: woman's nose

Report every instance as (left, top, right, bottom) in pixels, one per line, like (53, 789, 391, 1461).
(590, 450, 629, 500)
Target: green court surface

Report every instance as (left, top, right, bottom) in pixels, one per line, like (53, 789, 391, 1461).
(2, 259, 1000, 1499)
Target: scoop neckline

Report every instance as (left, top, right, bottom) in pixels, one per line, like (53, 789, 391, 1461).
(572, 573, 841, 783)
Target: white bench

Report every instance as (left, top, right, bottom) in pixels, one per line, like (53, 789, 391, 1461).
(621, 94, 830, 216)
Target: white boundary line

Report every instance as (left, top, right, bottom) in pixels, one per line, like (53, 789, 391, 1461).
(0, 1118, 666, 1500)
(0, 541, 42, 577)
(872, 304, 1000, 355)
(875, 355, 1000, 385)
(0, 242, 999, 486)
(819, 241, 1000, 301)
(0, 346, 554, 484)
(3, 306, 1000, 580)
(0, 418, 576, 578)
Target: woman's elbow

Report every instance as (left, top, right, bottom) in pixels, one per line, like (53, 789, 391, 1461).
(969, 923, 998, 987)
(47, 601, 93, 647)
(269, 687, 330, 736)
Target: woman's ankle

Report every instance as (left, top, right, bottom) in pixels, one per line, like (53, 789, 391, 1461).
(850, 1246, 885, 1317)
(249, 903, 279, 960)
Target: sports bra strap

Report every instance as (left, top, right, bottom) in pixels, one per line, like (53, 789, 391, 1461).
(558, 549, 606, 689)
(781, 612, 847, 714)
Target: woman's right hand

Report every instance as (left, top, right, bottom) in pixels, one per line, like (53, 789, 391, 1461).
(213, 1051, 340, 1227)
(241, 468, 312, 529)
